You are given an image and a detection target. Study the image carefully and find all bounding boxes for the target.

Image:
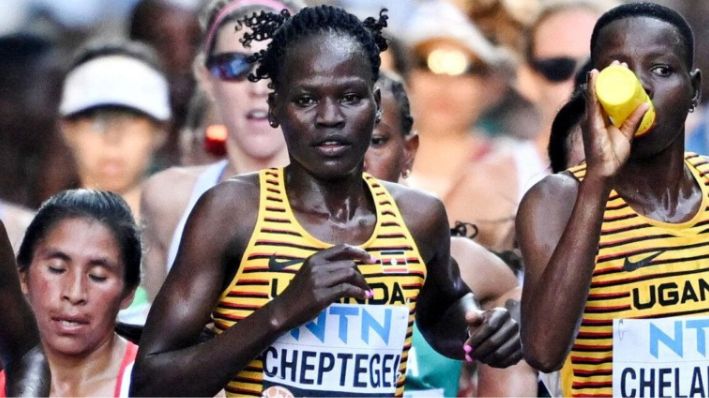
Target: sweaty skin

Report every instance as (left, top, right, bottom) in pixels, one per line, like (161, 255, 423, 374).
(132, 28, 519, 397)
(365, 77, 534, 396)
(518, 17, 702, 371)
(21, 218, 137, 397)
(0, 220, 50, 397)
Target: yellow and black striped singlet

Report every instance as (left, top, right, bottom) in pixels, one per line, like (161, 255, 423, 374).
(560, 153, 709, 397)
(211, 168, 426, 397)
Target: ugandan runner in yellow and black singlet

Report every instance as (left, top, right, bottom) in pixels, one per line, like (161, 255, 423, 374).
(560, 153, 709, 397)
(211, 168, 426, 397)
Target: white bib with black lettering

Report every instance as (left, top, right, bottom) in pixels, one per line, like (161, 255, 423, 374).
(612, 317, 709, 398)
(262, 303, 409, 397)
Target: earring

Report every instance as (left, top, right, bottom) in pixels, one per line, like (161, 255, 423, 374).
(401, 169, 411, 179)
(375, 110, 382, 124)
(269, 120, 278, 127)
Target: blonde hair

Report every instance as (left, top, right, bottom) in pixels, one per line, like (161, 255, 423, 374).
(198, 0, 305, 55)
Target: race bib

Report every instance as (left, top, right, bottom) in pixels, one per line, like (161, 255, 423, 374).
(262, 303, 409, 397)
(613, 317, 709, 398)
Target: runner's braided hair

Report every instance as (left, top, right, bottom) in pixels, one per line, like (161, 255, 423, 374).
(377, 72, 414, 136)
(240, 5, 388, 90)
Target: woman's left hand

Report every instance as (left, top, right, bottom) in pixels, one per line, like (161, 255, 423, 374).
(464, 307, 522, 368)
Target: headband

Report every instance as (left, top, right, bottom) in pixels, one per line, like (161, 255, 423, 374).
(203, 0, 289, 53)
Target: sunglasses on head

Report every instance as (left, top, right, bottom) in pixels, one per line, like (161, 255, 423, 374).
(531, 56, 586, 82)
(206, 52, 253, 81)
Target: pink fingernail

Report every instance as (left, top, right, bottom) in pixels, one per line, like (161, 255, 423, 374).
(366, 290, 374, 298)
(465, 354, 473, 363)
(463, 344, 472, 353)
(370, 256, 379, 264)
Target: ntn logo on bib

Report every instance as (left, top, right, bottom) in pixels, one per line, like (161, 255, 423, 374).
(263, 303, 409, 397)
(613, 317, 709, 398)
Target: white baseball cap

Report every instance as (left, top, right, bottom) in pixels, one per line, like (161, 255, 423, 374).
(59, 55, 171, 121)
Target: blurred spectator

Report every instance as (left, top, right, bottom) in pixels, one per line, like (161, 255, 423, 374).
(30, 0, 138, 31)
(467, 0, 540, 54)
(517, 1, 610, 164)
(0, 0, 33, 37)
(400, 0, 520, 251)
(140, 0, 303, 301)
(178, 89, 225, 166)
(57, 40, 170, 325)
(380, 33, 413, 81)
(330, 0, 416, 37)
(129, 0, 202, 168)
(58, 40, 169, 218)
(466, 0, 542, 142)
(0, 201, 34, 253)
(0, 32, 68, 208)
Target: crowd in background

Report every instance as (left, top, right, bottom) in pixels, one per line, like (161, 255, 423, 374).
(1, 0, 708, 396)
(1, 0, 707, 232)
(0, 1, 704, 212)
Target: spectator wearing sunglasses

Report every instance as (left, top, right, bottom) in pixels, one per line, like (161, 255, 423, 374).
(400, 1, 521, 252)
(520, 1, 613, 166)
(140, 0, 305, 303)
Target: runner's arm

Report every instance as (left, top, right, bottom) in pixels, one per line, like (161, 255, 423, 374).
(454, 238, 536, 390)
(0, 221, 50, 397)
(452, 236, 518, 305)
(139, 185, 169, 301)
(132, 180, 374, 396)
(518, 71, 649, 372)
(140, 170, 193, 301)
(132, 181, 286, 396)
(517, 174, 609, 371)
(476, 287, 538, 396)
(390, 185, 519, 367)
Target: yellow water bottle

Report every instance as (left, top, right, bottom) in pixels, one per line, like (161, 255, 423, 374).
(595, 65, 655, 136)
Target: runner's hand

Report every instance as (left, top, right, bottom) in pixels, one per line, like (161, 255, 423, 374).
(584, 61, 650, 179)
(271, 244, 374, 330)
(464, 307, 522, 368)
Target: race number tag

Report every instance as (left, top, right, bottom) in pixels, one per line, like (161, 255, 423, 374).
(262, 303, 409, 397)
(613, 317, 709, 398)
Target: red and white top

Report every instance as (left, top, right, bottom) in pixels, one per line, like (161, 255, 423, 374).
(0, 341, 138, 398)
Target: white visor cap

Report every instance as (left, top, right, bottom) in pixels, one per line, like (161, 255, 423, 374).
(60, 55, 171, 121)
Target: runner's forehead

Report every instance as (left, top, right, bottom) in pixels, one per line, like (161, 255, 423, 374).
(593, 17, 687, 66)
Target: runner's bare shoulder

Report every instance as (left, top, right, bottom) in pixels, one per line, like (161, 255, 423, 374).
(193, 172, 262, 243)
(516, 172, 580, 266)
(381, 181, 448, 260)
(141, 165, 211, 225)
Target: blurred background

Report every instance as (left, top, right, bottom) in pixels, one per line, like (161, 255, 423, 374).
(0, 0, 703, 209)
